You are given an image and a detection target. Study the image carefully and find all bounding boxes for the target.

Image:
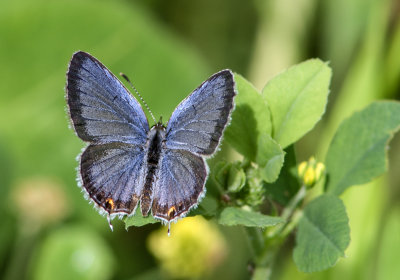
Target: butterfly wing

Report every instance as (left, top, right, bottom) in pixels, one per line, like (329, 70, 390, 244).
(165, 70, 236, 156)
(152, 70, 236, 221)
(66, 51, 149, 145)
(66, 51, 149, 216)
(80, 143, 146, 214)
(152, 149, 207, 222)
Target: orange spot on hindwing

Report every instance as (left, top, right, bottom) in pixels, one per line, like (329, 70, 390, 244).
(105, 198, 115, 211)
(167, 206, 176, 220)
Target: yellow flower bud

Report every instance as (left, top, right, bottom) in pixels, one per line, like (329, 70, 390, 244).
(298, 161, 307, 177)
(304, 166, 316, 186)
(298, 157, 325, 188)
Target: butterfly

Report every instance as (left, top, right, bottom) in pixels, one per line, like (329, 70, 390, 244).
(66, 51, 236, 230)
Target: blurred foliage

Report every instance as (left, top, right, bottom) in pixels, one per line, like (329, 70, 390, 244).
(0, 0, 400, 279)
(147, 216, 227, 279)
(32, 226, 115, 280)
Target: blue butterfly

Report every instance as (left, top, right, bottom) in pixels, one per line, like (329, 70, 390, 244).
(66, 51, 236, 229)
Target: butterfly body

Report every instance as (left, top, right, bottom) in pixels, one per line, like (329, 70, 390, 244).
(66, 51, 236, 224)
(141, 122, 165, 217)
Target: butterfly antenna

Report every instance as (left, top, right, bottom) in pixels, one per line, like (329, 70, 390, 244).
(120, 72, 157, 124)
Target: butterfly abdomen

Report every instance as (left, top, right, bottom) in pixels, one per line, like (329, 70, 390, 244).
(140, 123, 166, 216)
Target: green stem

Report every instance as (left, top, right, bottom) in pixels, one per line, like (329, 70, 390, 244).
(268, 185, 306, 238)
(252, 266, 272, 280)
(246, 185, 307, 280)
(244, 227, 265, 257)
(282, 185, 306, 220)
(251, 238, 280, 280)
(244, 226, 276, 280)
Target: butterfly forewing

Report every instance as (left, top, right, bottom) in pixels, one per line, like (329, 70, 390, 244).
(165, 70, 236, 156)
(67, 51, 149, 144)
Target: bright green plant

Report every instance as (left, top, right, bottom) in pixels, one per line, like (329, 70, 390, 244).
(117, 59, 400, 278)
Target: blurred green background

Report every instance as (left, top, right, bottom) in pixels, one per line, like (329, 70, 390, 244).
(1, 0, 400, 279)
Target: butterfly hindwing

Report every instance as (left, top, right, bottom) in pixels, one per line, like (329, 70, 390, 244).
(152, 149, 207, 222)
(67, 51, 149, 145)
(165, 70, 236, 156)
(80, 142, 146, 214)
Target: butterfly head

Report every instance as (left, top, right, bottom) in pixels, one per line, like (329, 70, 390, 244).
(152, 116, 166, 130)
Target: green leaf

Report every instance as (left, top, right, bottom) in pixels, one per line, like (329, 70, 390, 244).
(263, 59, 331, 148)
(124, 207, 159, 229)
(256, 133, 285, 183)
(224, 74, 271, 161)
(264, 145, 300, 205)
(293, 194, 350, 273)
(188, 196, 218, 218)
(326, 101, 400, 195)
(218, 207, 284, 227)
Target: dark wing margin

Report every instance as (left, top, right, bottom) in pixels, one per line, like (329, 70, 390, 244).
(165, 70, 236, 156)
(66, 51, 149, 145)
(80, 142, 146, 215)
(151, 149, 207, 222)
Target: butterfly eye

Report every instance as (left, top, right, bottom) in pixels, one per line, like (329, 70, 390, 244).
(105, 198, 115, 211)
(167, 206, 176, 219)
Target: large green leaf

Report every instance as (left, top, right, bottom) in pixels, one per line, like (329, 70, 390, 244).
(218, 207, 284, 227)
(326, 101, 400, 195)
(224, 74, 271, 161)
(293, 194, 350, 272)
(263, 59, 331, 148)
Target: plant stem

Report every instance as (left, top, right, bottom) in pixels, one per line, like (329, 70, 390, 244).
(246, 185, 307, 280)
(244, 227, 265, 256)
(268, 185, 306, 238)
(282, 185, 306, 220)
(252, 266, 272, 280)
(250, 234, 285, 280)
(244, 226, 277, 280)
